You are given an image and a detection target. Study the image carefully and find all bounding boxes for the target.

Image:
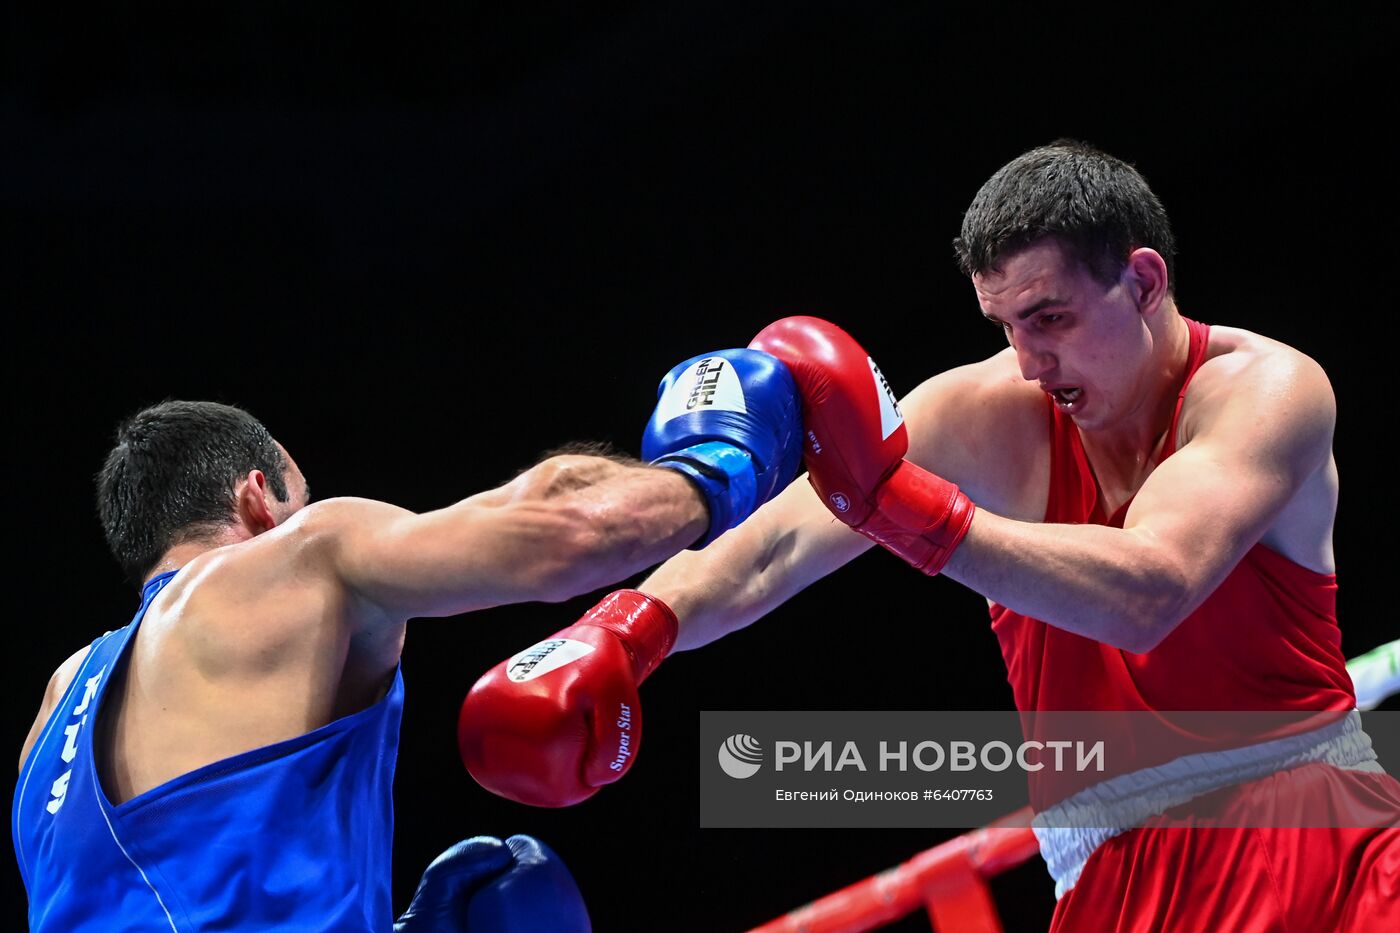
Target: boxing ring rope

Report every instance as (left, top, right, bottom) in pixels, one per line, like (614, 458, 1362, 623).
(747, 640, 1400, 933)
(749, 807, 1038, 933)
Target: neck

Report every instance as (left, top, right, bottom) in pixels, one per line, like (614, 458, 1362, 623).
(143, 528, 247, 586)
(1081, 306, 1192, 466)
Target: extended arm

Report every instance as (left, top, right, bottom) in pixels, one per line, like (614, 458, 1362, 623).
(644, 472, 874, 652)
(308, 454, 708, 622)
(313, 344, 806, 625)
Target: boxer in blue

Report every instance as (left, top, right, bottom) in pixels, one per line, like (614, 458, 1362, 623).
(13, 349, 802, 931)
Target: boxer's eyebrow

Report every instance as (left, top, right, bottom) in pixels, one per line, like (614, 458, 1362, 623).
(982, 297, 1068, 324)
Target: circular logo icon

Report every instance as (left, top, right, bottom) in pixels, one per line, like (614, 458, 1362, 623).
(718, 734, 764, 779)
(830, 493, 851, 513)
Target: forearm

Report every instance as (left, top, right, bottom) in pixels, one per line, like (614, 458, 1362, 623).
(645, 480, 873, 652)
(516, 456, 710, 601)
(943, 510, 1188, 652)
(642, 526, 789, 653)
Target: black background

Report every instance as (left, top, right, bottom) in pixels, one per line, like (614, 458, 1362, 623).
(4, 3, 1393, 930)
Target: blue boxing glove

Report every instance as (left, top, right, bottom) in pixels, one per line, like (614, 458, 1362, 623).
(394, 834, 590, 933)
(643, 349, 803, 547)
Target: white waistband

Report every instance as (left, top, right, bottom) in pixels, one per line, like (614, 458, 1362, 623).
(1031, 710, 1383, 898)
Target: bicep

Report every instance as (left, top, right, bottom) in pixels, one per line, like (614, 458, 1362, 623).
(1123, 443, 1293, 589)
(324, 495, 594, 621)
(1122, 359, 1334, 604)
(319, 457, 705, 622)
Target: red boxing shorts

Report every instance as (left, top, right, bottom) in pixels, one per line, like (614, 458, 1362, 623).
(1050, 765, 1400, 932)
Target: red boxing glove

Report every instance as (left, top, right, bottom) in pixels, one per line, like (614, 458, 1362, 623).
(458, 590, 677, 808)
(749, 316, 975, 575)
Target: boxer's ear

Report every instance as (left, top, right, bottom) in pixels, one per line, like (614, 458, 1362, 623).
(1124, 248, 1169, 317)
(234, 469, 280, 535)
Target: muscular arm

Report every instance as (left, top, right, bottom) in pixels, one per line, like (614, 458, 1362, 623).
(544, 342, 1332, 659)
(644, 475, 874, 652)
(941, 350, 1336, 652)
(305, 454, 709, 623)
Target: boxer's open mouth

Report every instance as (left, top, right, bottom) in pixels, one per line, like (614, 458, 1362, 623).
(1050, 387, 1082, 409)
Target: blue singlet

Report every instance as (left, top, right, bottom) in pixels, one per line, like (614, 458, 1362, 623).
(12, 571, 404, 931)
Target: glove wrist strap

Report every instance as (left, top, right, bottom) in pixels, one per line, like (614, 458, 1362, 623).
(652, 441, 758, 547)
(582, 590, 679, 682)
(863, 460, 976, 576)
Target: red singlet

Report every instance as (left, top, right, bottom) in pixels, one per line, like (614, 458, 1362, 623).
(990, 317, 1354, 717)
(986, 317, 1399, 931)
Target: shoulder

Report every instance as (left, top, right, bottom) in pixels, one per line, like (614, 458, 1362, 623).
(280, 497, 416, 551)
(900, 349, 1048, 511)
(45, 644, 93, 709)
(902, 349, 1045, 435)
(1197, 324, 1331, 388)
(1187, 325, 1335, 434)
(232, 497, 431, 580)
(162, 501, 394, 639)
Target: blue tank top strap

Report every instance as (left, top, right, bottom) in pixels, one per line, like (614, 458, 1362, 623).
(140, 570, 179, 605)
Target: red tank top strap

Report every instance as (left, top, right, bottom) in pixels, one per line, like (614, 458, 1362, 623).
(1044, 391, 1099, 524)
(1160, 316, 1211, 460)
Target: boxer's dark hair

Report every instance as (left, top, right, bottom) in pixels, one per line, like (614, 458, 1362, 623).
(97, 400, 290, 587)
(954, 140, 1176, 291)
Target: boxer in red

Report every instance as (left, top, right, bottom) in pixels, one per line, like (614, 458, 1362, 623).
(464, 141, 1398, 930)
